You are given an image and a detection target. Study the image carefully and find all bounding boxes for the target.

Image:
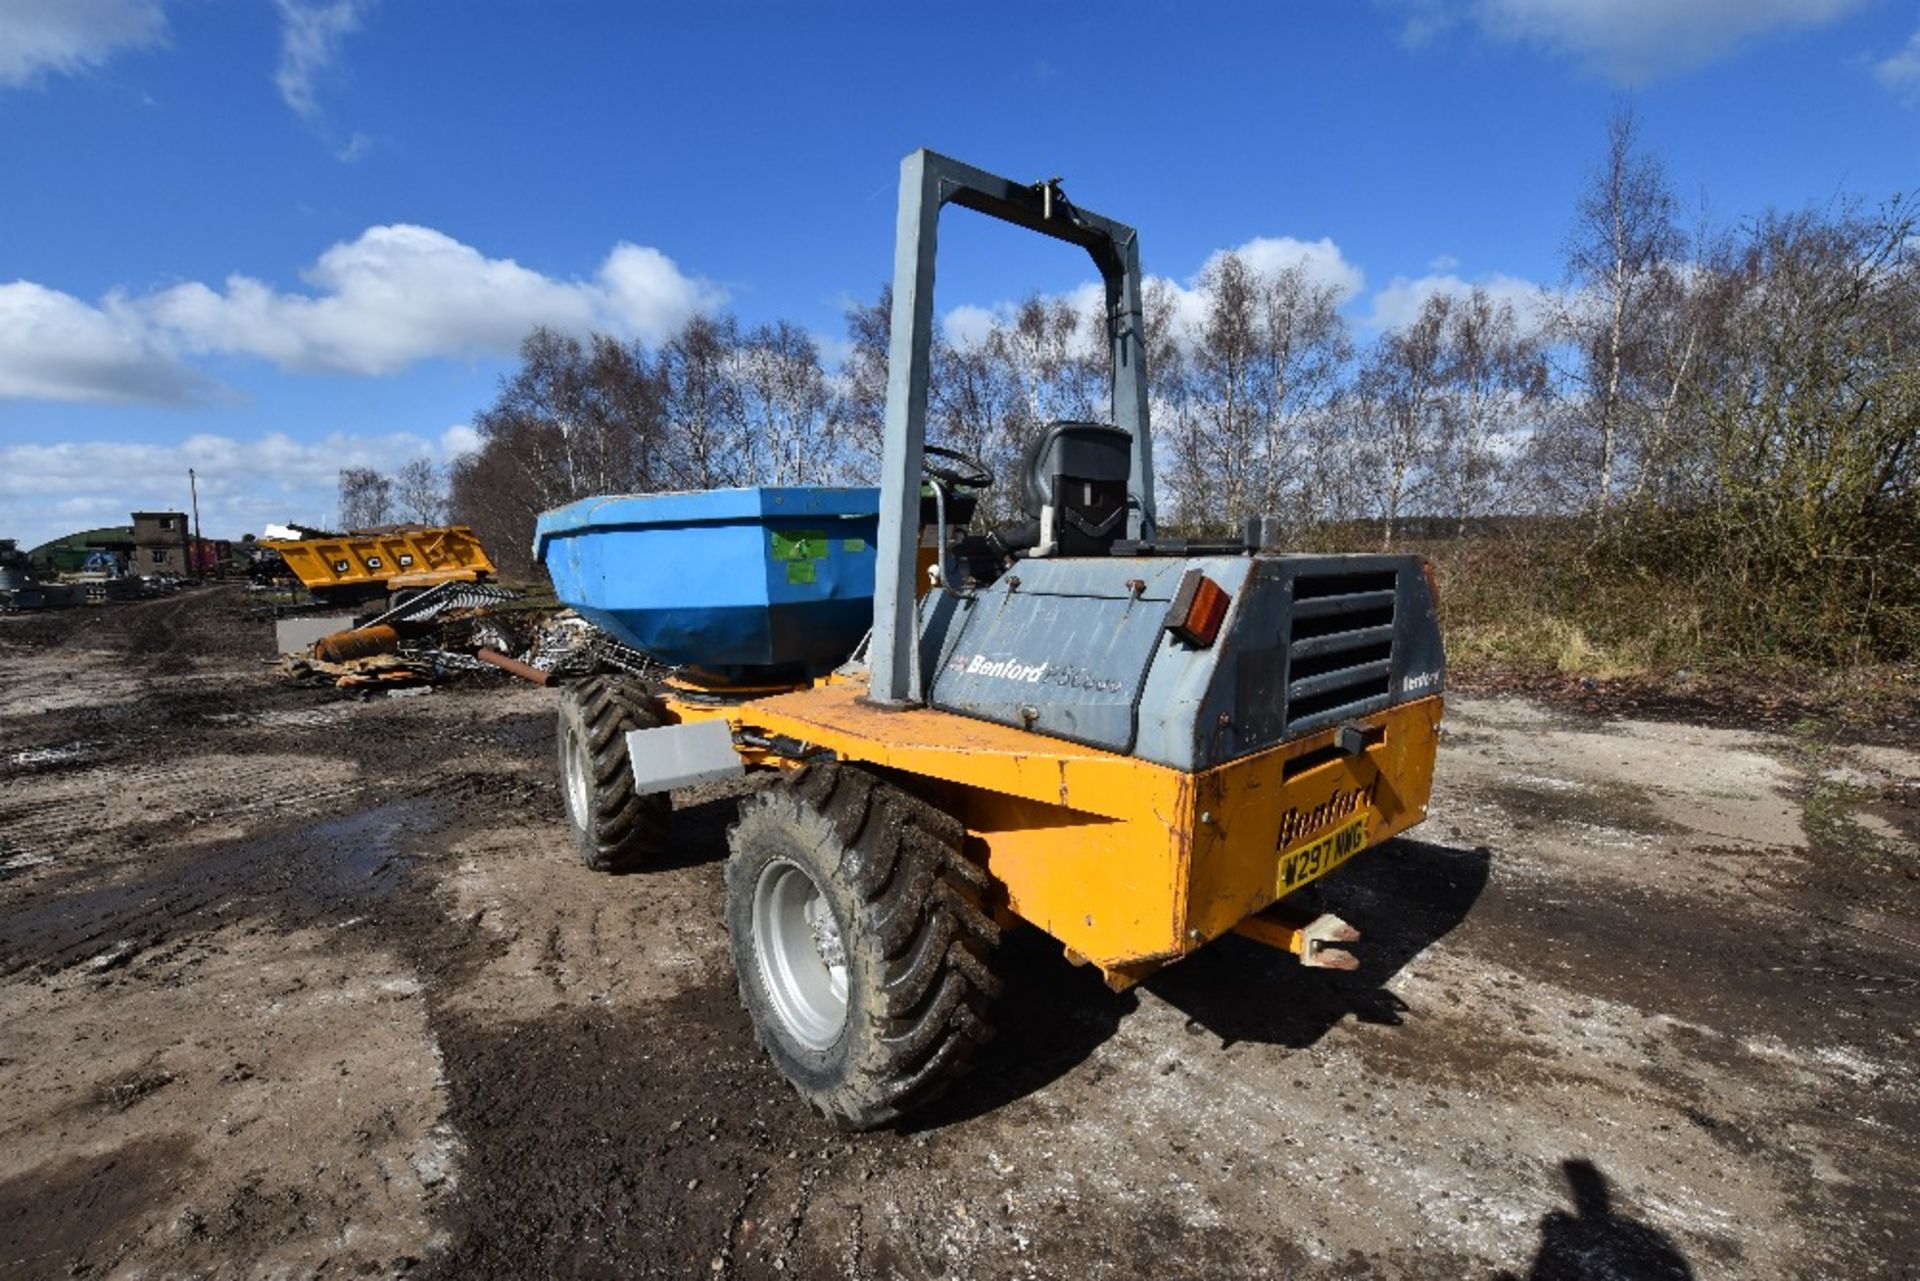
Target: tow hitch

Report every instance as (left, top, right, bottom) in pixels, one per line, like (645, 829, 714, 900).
(1232, 903, 1362, 971)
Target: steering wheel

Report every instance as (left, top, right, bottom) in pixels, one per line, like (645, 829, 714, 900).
(921, 444, 994, 490)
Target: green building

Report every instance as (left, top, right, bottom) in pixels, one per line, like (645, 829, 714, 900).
(27, 526, 136, 575)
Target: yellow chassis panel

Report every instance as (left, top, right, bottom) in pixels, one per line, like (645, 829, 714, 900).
(663, 679, 1441, 986)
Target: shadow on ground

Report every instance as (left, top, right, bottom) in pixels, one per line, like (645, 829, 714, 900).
(603, 782, 764, 875)
(1147, 836, 1492, 1048)
(917, 836, 1492, 1128)
(1499, 1157, 1697, 1281)
(908, 925, 1142, 1130)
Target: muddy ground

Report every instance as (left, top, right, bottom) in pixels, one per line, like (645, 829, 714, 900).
(1, 588, 1915, 1280)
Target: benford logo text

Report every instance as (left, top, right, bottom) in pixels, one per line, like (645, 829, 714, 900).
(956, 654, 1049, 683)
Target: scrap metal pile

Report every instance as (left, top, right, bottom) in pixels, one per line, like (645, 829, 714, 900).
(276, 581, 610, 693)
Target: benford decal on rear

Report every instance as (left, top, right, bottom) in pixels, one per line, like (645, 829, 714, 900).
(949, 654, 1127, 694)
(1276, 779, 1380, 850)
(952, 654, 1049, 682)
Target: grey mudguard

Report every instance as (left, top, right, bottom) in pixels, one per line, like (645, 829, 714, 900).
(918, 552, 1444, 773)
(626, 719, 746, 795)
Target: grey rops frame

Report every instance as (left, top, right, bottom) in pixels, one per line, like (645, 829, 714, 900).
(869, 149, 1157, 706)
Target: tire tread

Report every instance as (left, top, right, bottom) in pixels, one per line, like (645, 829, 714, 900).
(560, 675, 669, 872)
(727, 761, 1000, 1128)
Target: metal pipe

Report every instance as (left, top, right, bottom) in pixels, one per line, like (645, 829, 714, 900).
(475, 647, 553, 687)
(928, 478, 974, 602)
(189, 468, 205, 580)
(312, 624, 399, 662)
(868, 148, 1159, 705)
(1109, 231, 1156, 538)
(869, 151, 942, 706)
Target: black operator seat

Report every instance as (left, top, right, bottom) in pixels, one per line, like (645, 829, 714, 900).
(1023, 421, 1132, 557)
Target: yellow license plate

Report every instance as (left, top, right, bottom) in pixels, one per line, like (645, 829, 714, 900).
(1277, 815, 1369, 894)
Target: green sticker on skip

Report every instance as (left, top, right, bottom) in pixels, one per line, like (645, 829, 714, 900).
(842, 538, 866, 553)
(786, 559, 816, 585)
(771, 530, 828, 562)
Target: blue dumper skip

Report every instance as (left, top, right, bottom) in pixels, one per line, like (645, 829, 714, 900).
(535, 487, 880, 678)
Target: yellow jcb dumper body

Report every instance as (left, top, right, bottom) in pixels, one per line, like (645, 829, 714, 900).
(263, 526, 495, 599)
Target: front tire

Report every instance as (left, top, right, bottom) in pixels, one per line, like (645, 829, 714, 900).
(725, 763, 1000, 1129)
(556, 676, 668, 872)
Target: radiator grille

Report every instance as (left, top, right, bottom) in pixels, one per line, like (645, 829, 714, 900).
(1284, 569, 1398, 734)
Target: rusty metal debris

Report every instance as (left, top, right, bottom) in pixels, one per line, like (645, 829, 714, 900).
(358, 580, 522, 630)
(311, 624, 400, 663)
(475, 647, 554, 687)
(278, 652, 439, 690)
(272, 576, 609, 697)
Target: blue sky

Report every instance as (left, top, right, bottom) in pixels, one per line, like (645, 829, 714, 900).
(2, 0, 1916, 549)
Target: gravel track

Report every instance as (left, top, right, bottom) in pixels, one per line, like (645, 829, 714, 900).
(1, 590, 1915, 1279)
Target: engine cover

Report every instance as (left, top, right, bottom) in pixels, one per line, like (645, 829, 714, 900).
(918, 552, 1444, 772)
(922, 558, 1195, 754)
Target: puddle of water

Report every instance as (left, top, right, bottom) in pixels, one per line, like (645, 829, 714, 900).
(0, 798, 446, 976)
(4, 741, 101, 773)
(0, 839, 55, 880)
(1509, 773, 1587, 793)
(202, 707, 352, 730)
(309, 802, 435, 897)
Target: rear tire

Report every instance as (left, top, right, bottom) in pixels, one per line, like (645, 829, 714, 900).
(725, 762, 1000, 1129)
(556, 676, 669, 872)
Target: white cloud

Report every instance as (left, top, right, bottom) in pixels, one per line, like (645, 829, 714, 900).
(1202, 237, 1365, 303)
(0, 280, 201, 403)
(0, 428, 476, 550)
(0, 0, 166, 88)
(809, 330, 855, 373)
(1876, 27, 1920, 104)
(1150, 236, 1368, 348)
(939, 282, 1105, 352)
(0, 225, 723, 402)
(146, 226, 722, 373)
(439, 423, 482, 458)
(1396, 0, 1457, 49)
(274, 0, 366, 120)
(940, 237, 1365, 354)
(942, 303, 1000, 351)
(1367, 269, 1559, 332)
(1401, 0, 1866, 81)
(334, 129, 374, 163)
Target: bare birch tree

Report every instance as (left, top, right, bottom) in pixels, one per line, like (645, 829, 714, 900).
(1251, 260, 1353, 531)
(1433, 288, 1548, 533)
(451, 326, 666, 573)
(739, 320, 835, 484)
(838, 286, 891, 479)
(1562, 104, 1682, 524)
(987, 293, 1105, 428)
(393, 458, 448, 525)
(337, 466, 393, 530)
(1355, 293, 1451, 548)
(659, 315, 747, 490)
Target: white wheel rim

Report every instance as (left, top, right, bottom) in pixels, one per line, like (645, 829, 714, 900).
(561, 718, 592, 832)
(752, 859, 848, 1050)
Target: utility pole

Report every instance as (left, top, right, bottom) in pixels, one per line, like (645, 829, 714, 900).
(188, 468, 204, 580)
